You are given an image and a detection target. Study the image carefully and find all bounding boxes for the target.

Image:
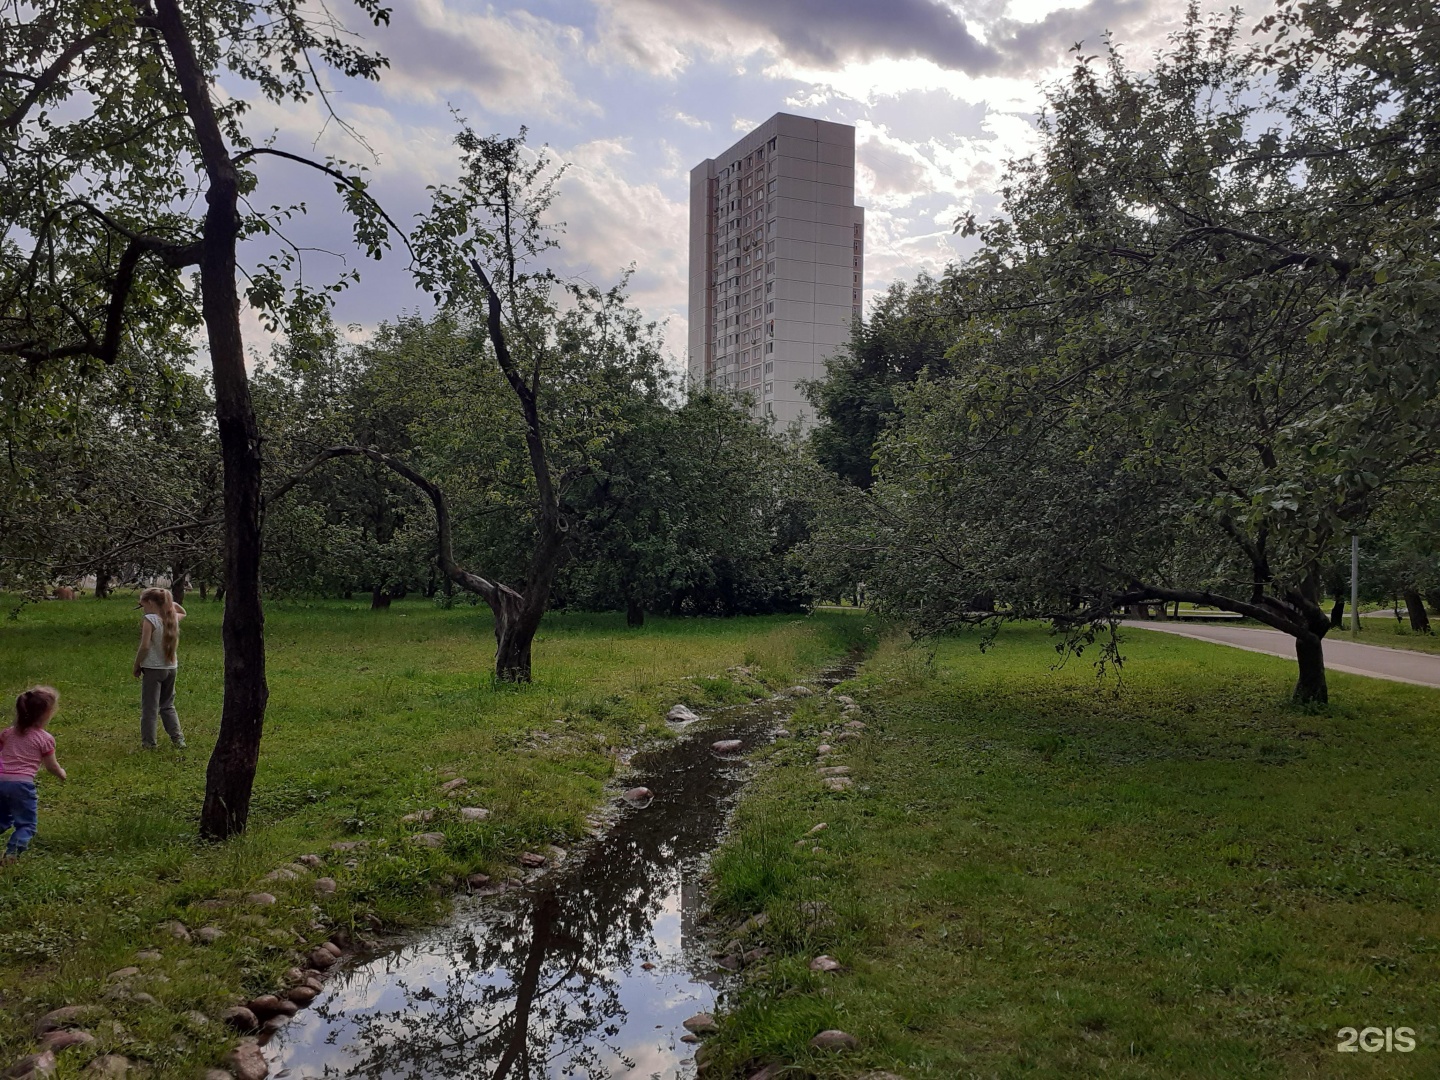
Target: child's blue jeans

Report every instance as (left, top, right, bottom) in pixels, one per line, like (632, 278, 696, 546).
(0, 779, 39, 855)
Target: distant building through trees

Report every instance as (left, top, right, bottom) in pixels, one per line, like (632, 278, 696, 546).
(687, 113, 865, 430)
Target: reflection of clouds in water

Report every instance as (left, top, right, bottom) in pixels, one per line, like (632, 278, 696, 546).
(265, 688, 823, 1080)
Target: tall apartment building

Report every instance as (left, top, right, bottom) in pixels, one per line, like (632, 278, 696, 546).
(687, 113, 864, 429)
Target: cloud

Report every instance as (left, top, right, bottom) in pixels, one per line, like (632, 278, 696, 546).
(372, 0, 593, 120)
(545, 139, 691, 362)
(589, 0, 1153, 78)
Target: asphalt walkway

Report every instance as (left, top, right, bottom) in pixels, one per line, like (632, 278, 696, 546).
(1127, 621, 1440, 690)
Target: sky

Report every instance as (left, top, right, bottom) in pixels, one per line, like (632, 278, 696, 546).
(243, 0, 1217, 364)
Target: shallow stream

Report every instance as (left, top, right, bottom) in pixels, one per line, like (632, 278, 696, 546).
(263, 668, 846, 1079)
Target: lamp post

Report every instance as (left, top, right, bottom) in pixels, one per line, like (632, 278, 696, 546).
(1351, 533, 1360, 639)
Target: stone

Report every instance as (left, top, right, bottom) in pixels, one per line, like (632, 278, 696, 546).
(547, 845, 567, 864)
(859, 1073, 907, 1080)
(458, 807, 490, 822)
(640, 962, 655, 970)
(773, 728, 791, 738)
(519, 851, 546, 868)
(742, 912, 770, 932)
(816, 743, 833, 755)
(196, 899, 227, 910)
(313, 877, 337, 894)
(262, 1015, 288, 1034)
(134, 949, 162, 962)
(400, 809, 435, 824)
(835, 695, 855, 706)
(824, 777, 854, 791)
(164, 921, 191, 943)
(682, 1013, 718, 1035)
(666, 704, 700, 723)
(809, 955, 842, 973)
(38, 1030, 94, 1053)
(786, 685, 814, 697)
(742, 947, 770, 965)
(130, 992, 156, 1006)
(5, 1051, 56, 1079)
(321, 941, 343, 957)
(195, 926, 224, 944)
(837, 732, 861, 743)
(227, 1041, 268, 1080)
(186, 1011, 210, 1027)
(330, 841, 362, 852)
(809, 1029, 860, 1051)
(467, 872, 492, 888)
(623, 787, 653, 808)
(816, 766, 851, 776)
(287, 985, 318, 1005)
(83, 1056, 129, 1078)
(680, 1034, 699, 1044)
(245, 892, 276, 906)
(297, 854, 324, 868)
(747, 1066, 786, 1080)
(34, 1006, 100, 1037)
(247, 995, 286, 1018)
(438, 778, 467, 794)
(845, 720, 867, 731)
(411, 832, 445, 848)
(264, 868, 299, 882)
(107, 966, 140, 981)
(710, 739, 743, 753)
(221, 1006, 258, 1032)
(308, 948, 336, 969)
(808, 823, 828, 834)
(715, 954, 742, 971)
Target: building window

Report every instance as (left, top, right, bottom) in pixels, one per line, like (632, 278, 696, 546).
(766, 342, 774, 353)
(766, 301, 773, 313)
(768, 137, 776, 150)
(765, 361, 773, 373)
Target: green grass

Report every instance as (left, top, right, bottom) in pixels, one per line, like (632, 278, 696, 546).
(0, 595, 869, 1076)
(703, 624, 1440, 1078)
(1346, 618, 1440, 656)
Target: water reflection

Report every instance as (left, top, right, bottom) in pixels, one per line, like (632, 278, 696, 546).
(267, 699, 793, 1079)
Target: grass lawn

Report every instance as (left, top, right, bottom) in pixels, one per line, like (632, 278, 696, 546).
(0, 595, 867, 1076)
(703, 624, 1440, 1079)
(1346, 618, 1440, 656)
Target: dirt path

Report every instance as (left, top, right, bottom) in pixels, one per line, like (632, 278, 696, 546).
(1127, 621, 1440, 690)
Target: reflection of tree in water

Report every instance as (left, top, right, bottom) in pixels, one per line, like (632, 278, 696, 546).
(310, 747, 739, 1079)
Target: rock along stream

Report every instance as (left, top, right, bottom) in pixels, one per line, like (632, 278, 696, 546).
(264, 665, 850, 1080)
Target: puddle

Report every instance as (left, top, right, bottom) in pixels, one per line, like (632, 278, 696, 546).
(265, 666, 851, 1079)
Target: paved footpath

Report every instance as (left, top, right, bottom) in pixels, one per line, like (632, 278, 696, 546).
(1127, 621, 1440, 690)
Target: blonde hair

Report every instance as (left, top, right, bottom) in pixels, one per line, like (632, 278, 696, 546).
(140, 587, 179, 664)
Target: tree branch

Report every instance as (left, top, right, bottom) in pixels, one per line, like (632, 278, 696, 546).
(269, 446, 513, 607)
(1, 28, 108, 133)
(231, 147, 414, 259)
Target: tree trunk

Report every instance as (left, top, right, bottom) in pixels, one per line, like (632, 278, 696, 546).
(1330, 597, 1345, 628)
(493, 590, 543, 683)
(626, 598, 644, 627)
(154, 0, 268, 842)
(1292, 633, 1328, 705)
(1403, 589, 1431, 633)
(370, 586, 392, 610)
(170, 570, 188, 605)
(94, 570, 111, 599)
(1427, 589, 1440, 617)
(198, 581, 207, 601)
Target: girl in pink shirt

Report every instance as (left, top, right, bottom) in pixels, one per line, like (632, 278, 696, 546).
(0, 685, 66, 862)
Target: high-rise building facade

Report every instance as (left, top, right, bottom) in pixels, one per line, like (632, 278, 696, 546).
(687, 113, 864, 429)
